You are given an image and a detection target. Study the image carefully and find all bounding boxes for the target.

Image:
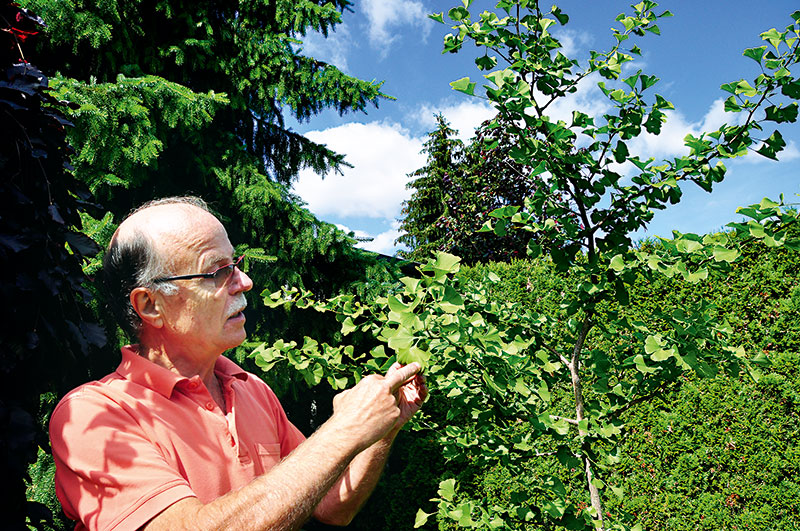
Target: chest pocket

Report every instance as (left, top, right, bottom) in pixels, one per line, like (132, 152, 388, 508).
(255, 442, 282, 475)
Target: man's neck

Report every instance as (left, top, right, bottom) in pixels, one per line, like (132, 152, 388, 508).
(138, 341, 223, 401)
(140, 343, 227, 410)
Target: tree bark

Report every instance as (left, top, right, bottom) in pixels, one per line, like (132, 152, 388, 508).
(569, 317, 604, 529)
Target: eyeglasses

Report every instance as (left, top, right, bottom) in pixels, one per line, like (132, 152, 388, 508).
(153, 255, 245, 289)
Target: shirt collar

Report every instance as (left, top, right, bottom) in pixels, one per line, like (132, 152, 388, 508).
(117, 345, 249, 398)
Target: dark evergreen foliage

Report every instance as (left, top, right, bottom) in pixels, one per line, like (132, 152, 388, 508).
(1, 4, 107, 528)
(22, 0, 387, 185)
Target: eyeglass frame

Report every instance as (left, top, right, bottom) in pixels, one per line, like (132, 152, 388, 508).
(152, 254, 245, 288)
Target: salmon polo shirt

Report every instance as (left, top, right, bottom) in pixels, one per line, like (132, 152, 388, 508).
(49, 345, 306, 531)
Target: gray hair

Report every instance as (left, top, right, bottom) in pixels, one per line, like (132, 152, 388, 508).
(102, 196, 210, 339)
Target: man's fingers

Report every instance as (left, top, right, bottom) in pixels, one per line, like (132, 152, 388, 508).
(385, 362, 421, 392)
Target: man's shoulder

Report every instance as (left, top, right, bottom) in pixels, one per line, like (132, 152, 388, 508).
(52, 372, 127, 415)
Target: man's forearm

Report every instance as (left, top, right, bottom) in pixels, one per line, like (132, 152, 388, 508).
(314, 428, 400, 525)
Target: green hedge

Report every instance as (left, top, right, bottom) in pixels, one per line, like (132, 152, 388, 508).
(435, 238, 800, 530)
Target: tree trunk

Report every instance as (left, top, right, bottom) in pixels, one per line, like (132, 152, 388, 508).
(569, 318, 604, 530)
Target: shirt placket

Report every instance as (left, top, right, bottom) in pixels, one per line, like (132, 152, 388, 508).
(221, 377, 249, 465)
(181, 376, 239, 456)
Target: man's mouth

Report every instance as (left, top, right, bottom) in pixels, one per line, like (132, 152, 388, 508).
(228, 305, 247, 321)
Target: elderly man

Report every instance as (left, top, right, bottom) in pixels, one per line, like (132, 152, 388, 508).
(49, 197, 426, 530)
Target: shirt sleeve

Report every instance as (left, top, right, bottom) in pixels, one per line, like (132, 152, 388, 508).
(50, 388, 196, 531)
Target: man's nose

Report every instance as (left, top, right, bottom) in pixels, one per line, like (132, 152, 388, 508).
(230, 267, 254, 293)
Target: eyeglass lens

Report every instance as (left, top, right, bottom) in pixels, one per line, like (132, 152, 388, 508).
(212, 256, 243, 287)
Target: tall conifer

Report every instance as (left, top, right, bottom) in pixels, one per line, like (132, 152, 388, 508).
(19, 0, 399, 343)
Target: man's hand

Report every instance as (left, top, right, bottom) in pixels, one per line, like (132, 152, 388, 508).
(387, 362, 427, 427)
(329, 362, 423, 451)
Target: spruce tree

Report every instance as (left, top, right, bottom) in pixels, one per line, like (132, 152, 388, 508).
(398, 115, 553, 263)
(17, 0, 401, 345)
(397, 114, 465, 261)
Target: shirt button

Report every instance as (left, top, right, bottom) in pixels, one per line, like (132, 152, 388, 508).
(205, 401, 215, 410)
(187, 381, 199, 390)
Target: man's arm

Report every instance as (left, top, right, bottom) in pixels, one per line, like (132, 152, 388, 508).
(141, 363, 422, 531)
(314, 366, 427, 525)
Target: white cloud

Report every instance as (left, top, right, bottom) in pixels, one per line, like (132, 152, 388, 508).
(335, 222, 405, 256)
(778, 140, 800, 162)
(540, 72, 613, 125)
(624, 97, 775, 164)
(362, 0, 433, 54)
(412, 99, 497, 141)
(299, 24, 353, 72)
(553, 28, 594, 58)
(292, 122, 425, 220)
(360, 222, 405, 255)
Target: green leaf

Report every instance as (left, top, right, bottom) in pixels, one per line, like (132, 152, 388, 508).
(613, 140, 629, 163)
(735, 80, 758, 97)
(438, 478, 457, 501)
(634, 354, 658, 374)
(434, 252, 462, 273)
(398, 345, 430, 368)
(441, 285, 465, 313)
(385, 326, 414, 351)
(591, 478, 606, 490)
(529, 160, 547, 177)
(724, 96, 742, 112)
(450, 77, 476, 95)
(651, 347, 675, 362)
(761, 27, 784, 51)
(388, 295, 410, 313)
(341, 316, 356, 335)
(644, 334, 663, 355)
(742, 46, 767, 63)
(756, 130, 787, 160)
(764, 104, 798, 124)
(685, 267, 709, 283)
(551, 6, 569, 25)
(542, 498, 567, 518)
(414, 509, 432, 528)
(448, 6, 470, 21)
(675, 238, 703, 253)
(428, 12, 445, 23)
(537, 382, 551, 402)
(489, 205, 520, 218)
(712, 246, 739, 263)
(782, 80, 800, 99)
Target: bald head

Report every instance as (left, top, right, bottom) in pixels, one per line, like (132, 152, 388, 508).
(103, 197, 217, 340)
(114, 201, 223, 266)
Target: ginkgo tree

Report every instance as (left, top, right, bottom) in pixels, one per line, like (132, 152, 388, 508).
(251, 2, 800, 529)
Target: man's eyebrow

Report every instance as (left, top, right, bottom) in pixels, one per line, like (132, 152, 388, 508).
(203, 253, 236, 270)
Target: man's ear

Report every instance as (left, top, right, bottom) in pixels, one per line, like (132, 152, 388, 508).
(130, 287, 164, 329)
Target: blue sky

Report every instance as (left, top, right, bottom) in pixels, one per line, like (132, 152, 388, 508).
(289, 1, 800, 255)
